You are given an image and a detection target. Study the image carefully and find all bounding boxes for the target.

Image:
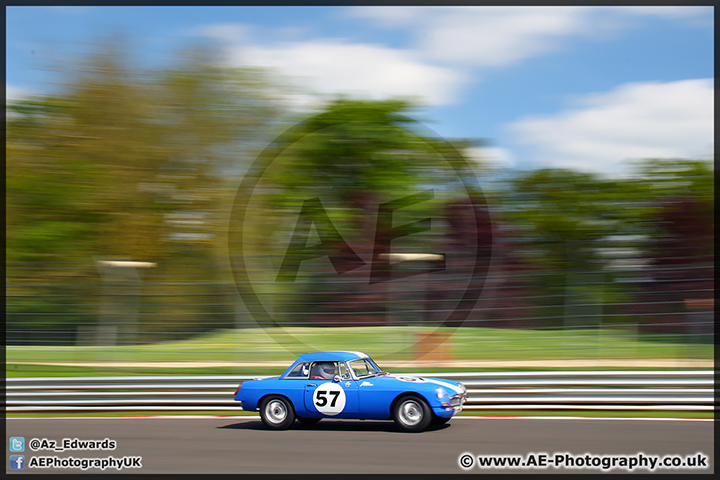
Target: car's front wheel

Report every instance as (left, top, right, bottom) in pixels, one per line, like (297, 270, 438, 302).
(392, 395, 432, 432)
(259, 396, 295, 430)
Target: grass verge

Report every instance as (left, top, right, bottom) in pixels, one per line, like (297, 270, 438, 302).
(6, 326, 713, 367)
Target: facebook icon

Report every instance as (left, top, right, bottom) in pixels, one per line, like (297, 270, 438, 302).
(10, 455, 25, 470)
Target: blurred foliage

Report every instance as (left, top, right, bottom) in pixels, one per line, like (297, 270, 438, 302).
(494, 159, 713, 330)
(241, 99, 478, 257)
(6, 40, 280, 266)
(6, 39, 282, 343)
(500, 159, 713, 269)
(260, 99, 475, 205)
(235, 99, 484, 326)
(5, 37, 713, 345)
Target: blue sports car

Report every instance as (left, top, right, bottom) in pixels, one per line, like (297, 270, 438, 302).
(234, 351, 467, 432)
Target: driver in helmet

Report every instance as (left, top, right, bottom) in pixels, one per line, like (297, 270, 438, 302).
(312, 362, 336, 380)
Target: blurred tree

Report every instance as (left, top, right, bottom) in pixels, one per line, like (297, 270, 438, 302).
(505, 169, 619, 269)
(7, 40, 279, 263)
(6, 38, 282, 343)
(497, 159, 713, 330)
(624, 159, 714, 335)
(236, 99, 489, 327)
(498, 169, 627, 328)
(258, 99, 473, 210)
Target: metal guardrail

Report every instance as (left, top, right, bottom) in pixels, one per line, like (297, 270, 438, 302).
(6, 371, 714, 413)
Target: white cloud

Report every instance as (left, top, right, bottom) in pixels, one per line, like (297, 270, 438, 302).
(189, 19, 469, 107)
(6, 84, 34, 120)
(416, 7, 591, 67)
(507, 79, 714, 175)
(6, 83, 32, 103)
(347, 7, 589, 66)
(188, 7, 712, 121)
(229, 40, 469, 106)
(465, 146, 517, 170)
(346, 6, 712, 68)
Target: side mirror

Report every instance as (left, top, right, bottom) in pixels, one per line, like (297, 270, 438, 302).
(333, 375, 341, 382)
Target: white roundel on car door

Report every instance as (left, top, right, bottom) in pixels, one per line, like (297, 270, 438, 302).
(392, 375, 425, 383)
(312, 382, 346, 415)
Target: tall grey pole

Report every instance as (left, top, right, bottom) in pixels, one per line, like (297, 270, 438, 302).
(94, 259, 156, 346)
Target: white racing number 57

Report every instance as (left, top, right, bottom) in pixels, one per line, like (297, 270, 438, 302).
(313, 383, 346, 415)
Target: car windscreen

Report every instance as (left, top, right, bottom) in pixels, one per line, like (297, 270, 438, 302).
(348, 358, 382, 378)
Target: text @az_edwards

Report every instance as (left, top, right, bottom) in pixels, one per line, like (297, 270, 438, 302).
(29, 437, 116, 452)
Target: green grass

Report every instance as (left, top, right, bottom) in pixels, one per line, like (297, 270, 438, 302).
(6, 326, 712, 378)
(7, 326, 713, 360)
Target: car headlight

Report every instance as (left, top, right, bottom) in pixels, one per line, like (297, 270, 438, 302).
(435, 387, 449, 400)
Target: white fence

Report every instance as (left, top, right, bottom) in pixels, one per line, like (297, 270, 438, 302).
(6, 371, 714, 413)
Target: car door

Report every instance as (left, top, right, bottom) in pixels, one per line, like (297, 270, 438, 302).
(303, 362, 359, 418)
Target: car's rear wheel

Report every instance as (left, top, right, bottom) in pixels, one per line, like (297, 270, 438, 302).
(392, 395, 432, 432)
(296, 417, 321, 425)
(259, 396, 295, 430)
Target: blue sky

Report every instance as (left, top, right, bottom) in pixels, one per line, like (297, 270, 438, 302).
(6, 6, 714, 176)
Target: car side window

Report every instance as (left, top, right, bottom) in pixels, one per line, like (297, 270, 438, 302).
(339, 363, 351, 380)
(285, 362, 310, 378)
(310, 362, 337, 380)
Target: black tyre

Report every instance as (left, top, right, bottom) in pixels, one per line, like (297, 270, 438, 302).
(431, 415, 451, 426)
(259, 395, 296, 430)
(296, 417, 322, 425)
(392, 395, 432, 432)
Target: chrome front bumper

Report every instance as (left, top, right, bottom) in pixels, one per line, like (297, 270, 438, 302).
(450, 393, 467, 412)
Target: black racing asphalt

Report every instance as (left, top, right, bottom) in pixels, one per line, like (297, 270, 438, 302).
(5, 417, 713, 474)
